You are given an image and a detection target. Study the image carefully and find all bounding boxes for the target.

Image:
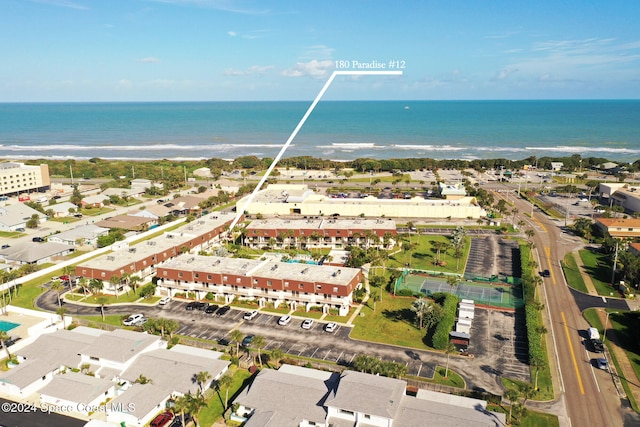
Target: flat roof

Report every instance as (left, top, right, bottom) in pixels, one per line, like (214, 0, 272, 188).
(39, 371, 113, 405)
(246, 217, 396, 231)
(78, 212, 235, 271)
(160, 255, 360, 286)
(81, 329, 161, 363)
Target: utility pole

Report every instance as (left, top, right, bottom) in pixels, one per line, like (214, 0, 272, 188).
(69, 164, 74, 185)
(611, 240, 619, 285)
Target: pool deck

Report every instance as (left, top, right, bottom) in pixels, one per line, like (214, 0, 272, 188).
(0, 309, 56, 341)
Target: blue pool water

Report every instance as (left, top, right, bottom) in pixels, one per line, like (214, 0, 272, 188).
(0, 320, 20, 332)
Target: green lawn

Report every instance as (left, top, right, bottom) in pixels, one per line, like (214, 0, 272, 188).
(292, 310, 324, 319)
(0, 231, 22, 238)
(197, 367, 254, 426)
(82, 292, 144, 305)
(579, 249, 617, 296)
(351, 288, 431, 350)
(562, 253, 587, 293)
(387, 234, 470, 274)
(521, 411, 560, 427)
(47, 216, 81, 223)
(433, 366, 465, 388)
(324, 309, 354, 323)
(80, 207, 115, 216)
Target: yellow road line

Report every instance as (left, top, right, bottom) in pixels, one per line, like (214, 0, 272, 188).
(545, 246, 556, 286)
(561, 311, 585, 395)
(532, 215, 547, 233)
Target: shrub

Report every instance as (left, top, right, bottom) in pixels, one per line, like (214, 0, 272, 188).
(432, 293, 459, 350)
(138, 283, 156, 299)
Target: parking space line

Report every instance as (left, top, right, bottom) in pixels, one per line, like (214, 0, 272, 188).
(323, 349, 332, 360)
(347, 353, 356, 365)
(335, 351, 344, 363)
(309, 348, 319, 359)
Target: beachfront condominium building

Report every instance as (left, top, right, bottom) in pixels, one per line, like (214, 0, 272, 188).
(243, 218, 397, 250)
(236, 184, 486, 219)
(75, 212, 237, 291)
(156, 255, 362, 315)
(0, 162, 50, 197)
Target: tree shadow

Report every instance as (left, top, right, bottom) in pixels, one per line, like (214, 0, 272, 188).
(381, 308, 415, 324)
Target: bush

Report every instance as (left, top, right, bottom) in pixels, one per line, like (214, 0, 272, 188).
(396, 289, 415, 297)
(138, 283, 156, 299)
(431, 292, 459, 350)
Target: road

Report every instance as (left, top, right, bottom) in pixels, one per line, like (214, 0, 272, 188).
(497, 185, 639, 426)
(0, 398, 86, 427)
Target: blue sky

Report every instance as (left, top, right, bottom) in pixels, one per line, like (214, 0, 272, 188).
(2, 0, 640, 101)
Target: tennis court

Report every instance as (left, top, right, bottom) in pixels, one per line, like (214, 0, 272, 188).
(396, 272, 523, 309)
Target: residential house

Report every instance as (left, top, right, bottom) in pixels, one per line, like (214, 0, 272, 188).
(48, 224, 109, 247)
(233, 365, 506, 427)
(0, 241, 74, 265)
(47, 201, 80, 217)
(96, 214, 156, 231)
(39, 371, 116, 416)
(82, 194, 110, 208)
(595, 217, 640, 238)
(0, 203, 47, 231)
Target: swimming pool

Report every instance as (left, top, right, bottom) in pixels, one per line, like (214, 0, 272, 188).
(0, 320, 20, 332)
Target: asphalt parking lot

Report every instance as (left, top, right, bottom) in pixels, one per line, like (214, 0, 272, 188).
(158, 301, 437, 380)
(465, 236, 520, 279)
(468, 308, 530, 383)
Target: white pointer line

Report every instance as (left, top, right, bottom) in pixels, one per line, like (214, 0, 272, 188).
(228, 70, 403, 231)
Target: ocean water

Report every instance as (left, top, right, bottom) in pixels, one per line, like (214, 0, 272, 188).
(0, 100, 639, 162)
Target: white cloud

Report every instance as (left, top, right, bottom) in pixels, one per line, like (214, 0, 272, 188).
(227, 31, 237, 37)
(282, 59, 334, 79)
(146, 0, 270, 15)
(224, 65, 273, 76)
(30, 0, 88, 10)
(137, 57, 160, 63)
(494, 67, 518, 80)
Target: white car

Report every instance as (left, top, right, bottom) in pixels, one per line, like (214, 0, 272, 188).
(278, 315, 292, 326)
(159, 296, 171, 305)
(324, 322, 337, 333)
(301, 318, 314, 330)
(243, 310, 258, 321)
(123, 313, 144, 326)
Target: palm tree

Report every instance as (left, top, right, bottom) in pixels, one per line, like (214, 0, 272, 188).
(215, 373, 234, 416)
(0, 330, 12, 360)
(431, 240, 447, 266)
(96, 296, 108, 321)
(252, 335, 266, 366)
(129, 275, 141, 295)
(230, 329, 244, 357)
(269, 347, 284, 367)
(56, 306, 68, 328)
(186, 392, 207, 427)
(195, 371, 211, 394)
(172, 394, 190, 427)
(443, 340, 457, 378)
(109, 275, 120, 299)
(530, 354, 545, 391)
(411, 297, 427, 329)
(446, 275, 460, 296)
(78, 276, 89, 296)
(50, 279, 65, 307)
(504, 388, 520, 423)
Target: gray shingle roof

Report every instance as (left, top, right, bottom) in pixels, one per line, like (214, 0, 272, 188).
(38, 371, 114, 405)
(324, 370, 405, 418)
(80, 329, 160, 363)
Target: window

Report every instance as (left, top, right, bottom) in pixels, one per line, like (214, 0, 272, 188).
(223, 276, 228, 281)
(267, 280, 272, 286)
(298, 284, 304, 289)
(194, 273, 199, 278)
(236, 278, 241, 283)
(339, 409, 354, 416)
(333, 287, 338, 293)
(178, 272, 183, 278)
(207, 275, 212, 280)
(316, 285, 322, 290)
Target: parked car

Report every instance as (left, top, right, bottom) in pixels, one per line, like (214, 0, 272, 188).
(216, 306, 230, 316)
(150, 411, 174, 427)
(123, 313, 144, 326)
(159, 296, 171, 305)
(278, 315, 292, 326)
(242, 335, 254, 347)
(195, 302, 207, 311)
(595, 357, 609, 371)
(301, 319, 314, 330)
(1, 244, 9, 249)
(324, 322, 337, 333)
(15, 228, 25, 232)
(205, 304, 219, 314)
(244, 310, 258, 321)
(185, 302, 196, 310)
(592, 338, 605, 353)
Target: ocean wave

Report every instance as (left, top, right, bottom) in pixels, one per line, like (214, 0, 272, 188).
(391, 144, 466, 151)
(525, 145, 640, 154)
(330, 143, 377, 148)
